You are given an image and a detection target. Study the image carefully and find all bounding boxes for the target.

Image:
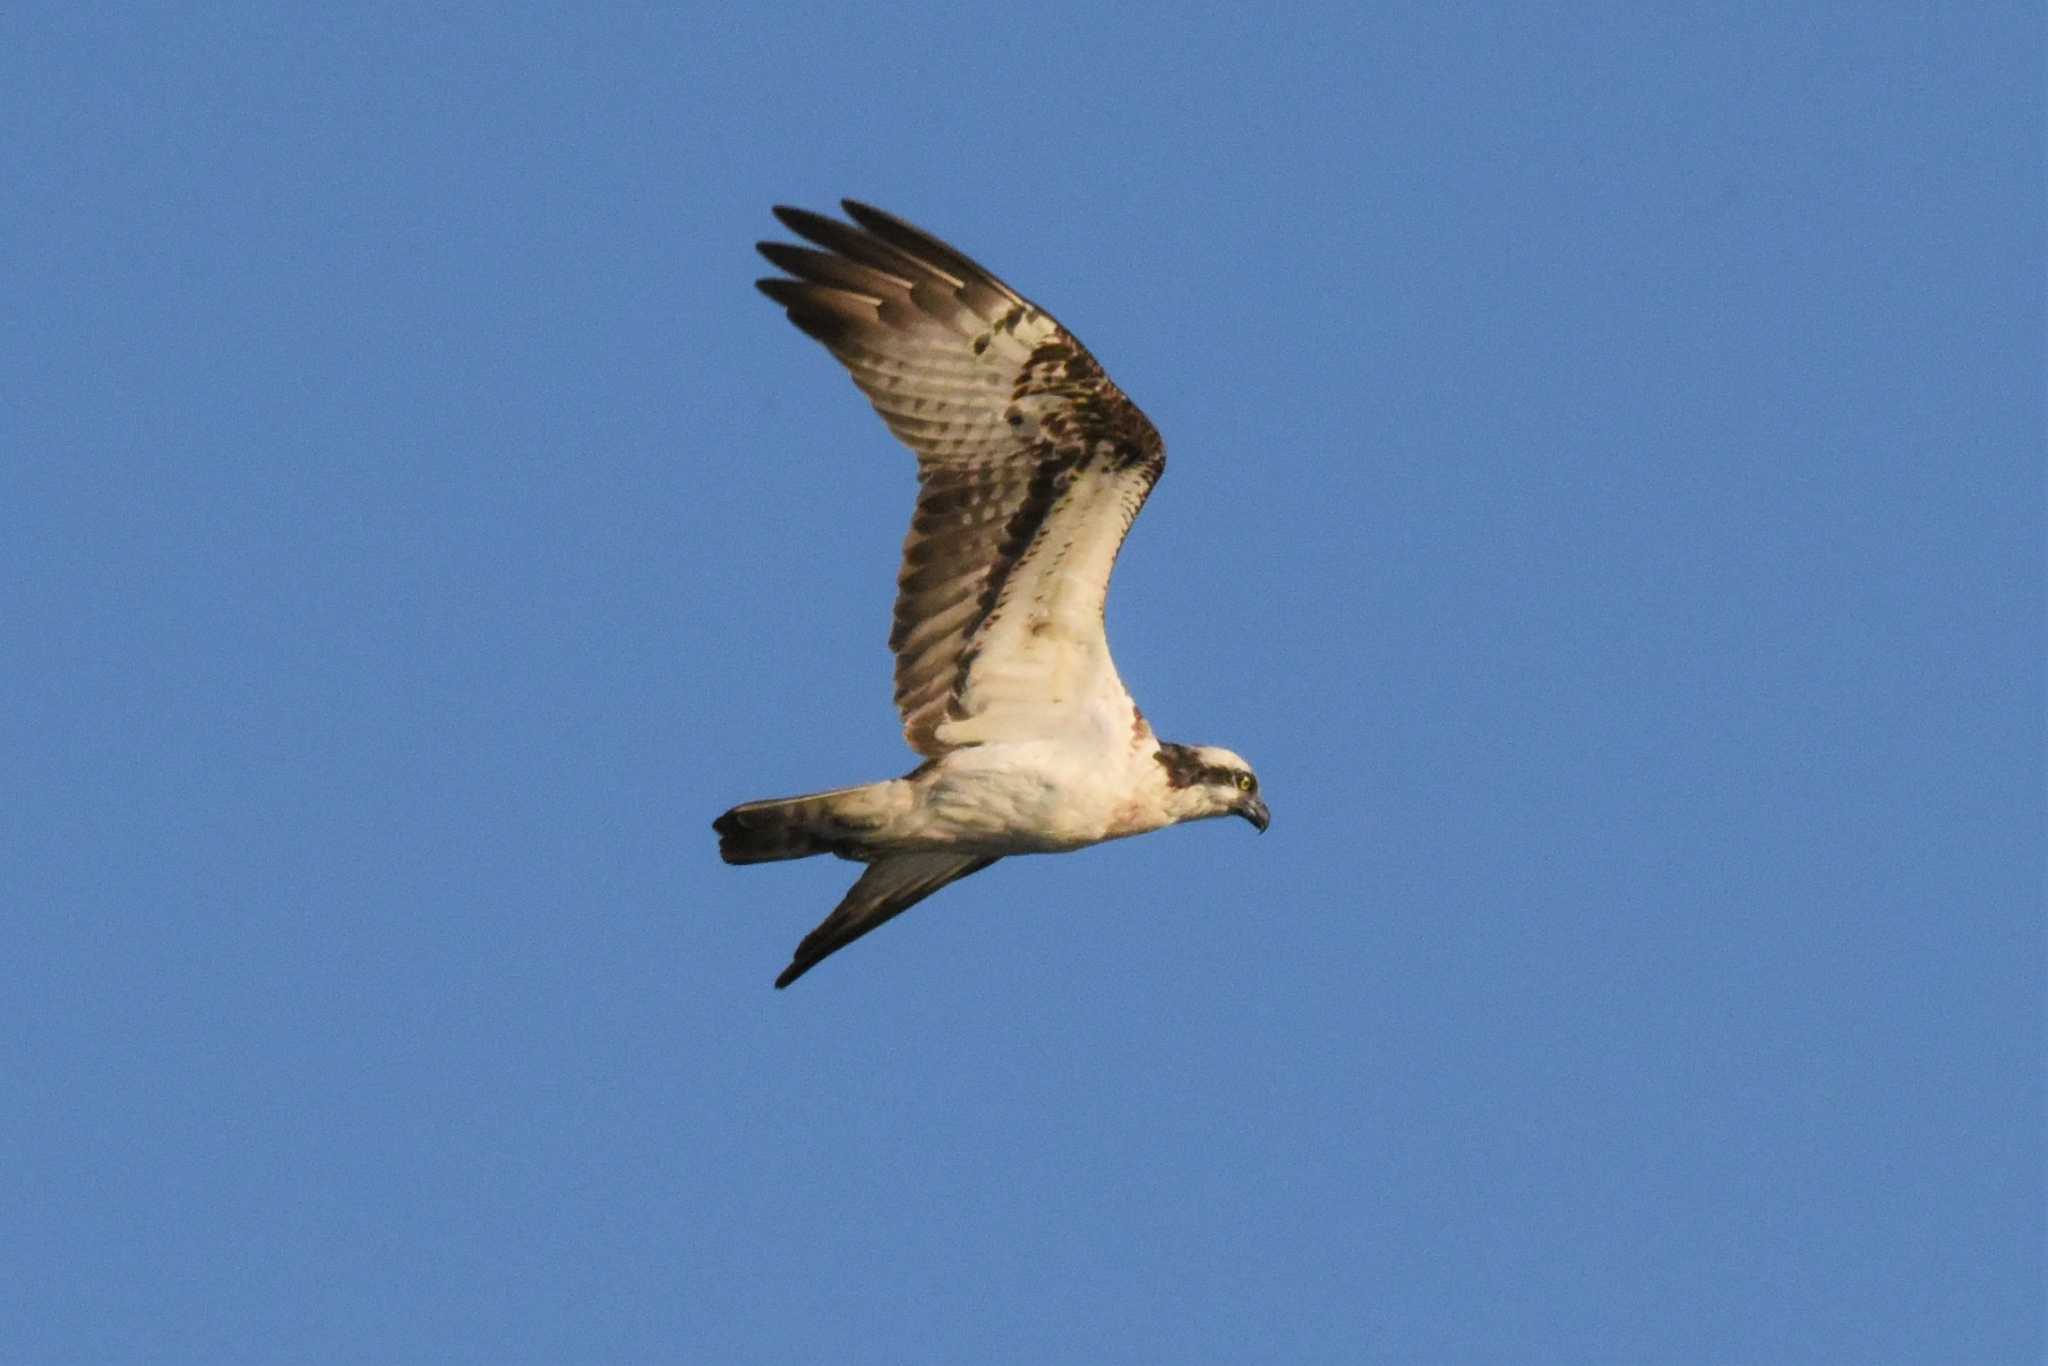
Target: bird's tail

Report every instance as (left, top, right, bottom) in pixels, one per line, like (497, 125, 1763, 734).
(713, 781, 902, 865)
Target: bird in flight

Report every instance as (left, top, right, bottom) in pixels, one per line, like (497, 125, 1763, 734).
(717, 200, 1267, 988)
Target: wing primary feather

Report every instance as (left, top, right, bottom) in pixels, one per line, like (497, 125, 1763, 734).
(755, 278, 878, 346)
(839, 200, 1019, 302)
(772, 205, 937, 280)
(756, 241, 906, 297)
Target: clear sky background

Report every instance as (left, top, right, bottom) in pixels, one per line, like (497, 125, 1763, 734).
(5, 5, 2042, 1362)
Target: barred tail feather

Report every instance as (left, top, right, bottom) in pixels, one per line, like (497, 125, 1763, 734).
(712, 782, 900, 865)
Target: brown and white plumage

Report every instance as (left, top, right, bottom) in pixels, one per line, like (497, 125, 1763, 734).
(757, 201, 1165, 758)
(718, 201, 1267, 989)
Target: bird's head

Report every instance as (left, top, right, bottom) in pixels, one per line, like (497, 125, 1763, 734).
(1155, 743, 1269, 833)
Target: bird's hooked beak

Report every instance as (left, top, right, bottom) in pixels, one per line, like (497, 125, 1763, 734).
(1236, 794, 1270, 833)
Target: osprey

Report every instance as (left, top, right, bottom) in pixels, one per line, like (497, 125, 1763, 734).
(717, 200, 1267, 988)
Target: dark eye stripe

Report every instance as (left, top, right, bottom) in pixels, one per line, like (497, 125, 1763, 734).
(1155, 745, 1256, 795)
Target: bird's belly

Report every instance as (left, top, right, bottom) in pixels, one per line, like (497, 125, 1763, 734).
(912, 752, 1142, 853)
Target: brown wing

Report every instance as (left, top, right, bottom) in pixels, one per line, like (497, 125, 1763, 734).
(774, 853, 998, 988)
(757, 201, 1165, 756)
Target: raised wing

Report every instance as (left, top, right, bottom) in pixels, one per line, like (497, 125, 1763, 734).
(757, 201, 1166, 756)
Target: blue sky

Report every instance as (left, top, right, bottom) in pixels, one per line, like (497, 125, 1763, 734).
(5, 5, 2041, 1362)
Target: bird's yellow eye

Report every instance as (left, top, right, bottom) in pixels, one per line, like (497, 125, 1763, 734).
(1236, 773, 1254, 792)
